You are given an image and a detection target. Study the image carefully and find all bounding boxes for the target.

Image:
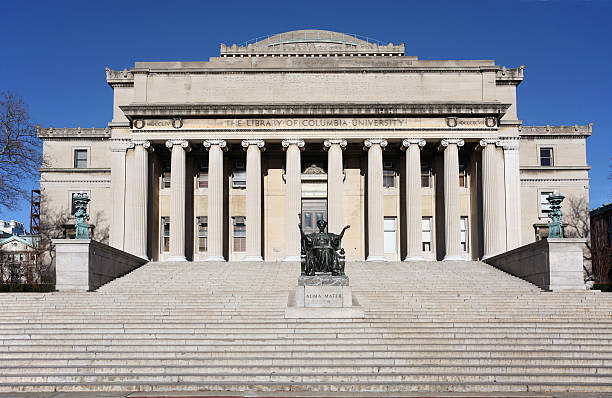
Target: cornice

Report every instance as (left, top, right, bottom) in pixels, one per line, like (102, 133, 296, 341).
(120, 102, 510, 119)
(520, 166, 591, 171)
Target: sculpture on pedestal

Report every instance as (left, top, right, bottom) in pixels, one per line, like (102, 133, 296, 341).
(546, 193, 565, 238)
(299, 215, 350, 276)
(72, 192, 91, 239)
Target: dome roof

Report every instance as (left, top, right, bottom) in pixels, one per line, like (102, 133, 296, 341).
(220, 29, 404, 57)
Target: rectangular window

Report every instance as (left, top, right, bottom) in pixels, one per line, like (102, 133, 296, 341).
(540, 147, 554, 166)
(607, 215, 612, 247)
(233, 160, 246, 188)
(460, 216, 468, 252)
(540, 192, 553, 213)
(197, 161, 208, 188)
(74, 149, 87, 168)
(161, 217, 170, 252)
(422, 217, 432, 252)
(161, 162, 171, 189)
(459, 164, 467, 187)
(421, 163, 431, 188)
(197, 216, 208, 252)
(384, 217, 397, 253)
(233, 217, 246, 252)
(383, 161, 395, 188)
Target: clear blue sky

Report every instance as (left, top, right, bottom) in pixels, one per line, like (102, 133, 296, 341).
(1, 0, 611, 229)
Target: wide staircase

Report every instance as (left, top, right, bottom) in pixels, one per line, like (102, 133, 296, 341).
(0, 260, 611, 395)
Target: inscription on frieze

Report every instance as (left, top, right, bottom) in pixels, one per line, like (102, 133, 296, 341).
(138, 117, 494, 131)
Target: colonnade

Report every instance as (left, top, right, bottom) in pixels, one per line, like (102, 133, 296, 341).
(119, 138, 508, 262)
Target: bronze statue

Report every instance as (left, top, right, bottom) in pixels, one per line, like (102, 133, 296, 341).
(299, 215, 350, 276)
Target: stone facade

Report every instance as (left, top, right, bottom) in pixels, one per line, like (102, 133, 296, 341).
(38, 30, 591, 262)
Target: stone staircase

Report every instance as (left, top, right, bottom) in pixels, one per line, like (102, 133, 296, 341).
(0, 260, 611, 395)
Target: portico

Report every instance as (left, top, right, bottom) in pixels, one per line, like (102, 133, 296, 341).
(117, 127, 512, 262)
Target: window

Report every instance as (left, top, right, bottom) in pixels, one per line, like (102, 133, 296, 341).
(233, 160, 246, 188)
(74, 149, 87, 168)
(421, 163, 431, 188)
(233, 217, 246, 252)
(540, 147, 554, 166)
(383, 161, 395, 188)
(422, 217, 432, 252)
(384, 217, 397, 253)
(540, 192, 553, 213)
(197, 217, 208, 252)
(460, 216, 468, 252)
(197, 161, 208, 188)
(161, 162, 171, 189)
(161, 217, 170, 252)
(459, 164, 467, 187)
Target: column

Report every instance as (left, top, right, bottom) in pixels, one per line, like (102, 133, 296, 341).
(439, 139, 464, 260)
(126, 140, 150, 259)
(323, 139, 347, 233)
(282, 139, 305, 261)
(109, 139, 132, 250)
(203, 140, 227, 261)
(242, 140, 265, 261)
(501, 137, 521, 249)
(165, 140, 191, 261)
(480, 139, 506, 258)
(402, 139, 426, 261)
(364, 139, 387, 261)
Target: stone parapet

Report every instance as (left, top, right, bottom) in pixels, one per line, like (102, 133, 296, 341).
(519, 124, 592, 137)
(53, 239, 147, 291)
(37, 126, 110, 139)
(485, 238, 587, 291)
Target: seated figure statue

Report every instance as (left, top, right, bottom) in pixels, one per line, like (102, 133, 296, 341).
(299, 218, 350, 276)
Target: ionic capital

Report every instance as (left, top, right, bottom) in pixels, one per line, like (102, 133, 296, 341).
(241, 139, 266, 151)
(438, 139, 464, 151)
(165, 140, 191, 152)
(363, 139, 388, 151)
(323, 139, 347, 151)
(401, 139, 426, 150)
(281, 139, 305, 151)
(131, 140, 151, 150)
(478, 138, 501, 149)
(203, 139, 228, 151)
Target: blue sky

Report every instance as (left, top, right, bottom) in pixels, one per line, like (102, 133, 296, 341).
(1, 0, 611, 229)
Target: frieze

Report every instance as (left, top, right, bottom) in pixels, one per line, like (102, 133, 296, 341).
(134, 117, 497, 131)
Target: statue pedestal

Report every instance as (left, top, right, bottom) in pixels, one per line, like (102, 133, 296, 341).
(285, 274, 364, 318)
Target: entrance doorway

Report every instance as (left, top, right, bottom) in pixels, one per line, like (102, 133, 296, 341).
(301, 199, 327, 234)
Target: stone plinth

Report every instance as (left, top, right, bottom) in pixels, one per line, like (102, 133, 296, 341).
(286, 274, 364, 318)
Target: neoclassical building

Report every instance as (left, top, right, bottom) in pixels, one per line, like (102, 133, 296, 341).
(38, 30, 591, 262)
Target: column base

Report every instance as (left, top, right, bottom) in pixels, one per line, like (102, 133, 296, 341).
(403, 255, 424, 262)
(167, 256, 187, 262)
(366, 255, 387, 262)
(243, 255, 263, 262)
(283, 255, 301, 262)
(203, 256, 225, 262)
(443, 255, 464, 261)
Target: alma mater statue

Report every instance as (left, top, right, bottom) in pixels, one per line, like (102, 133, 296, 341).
(299, 215, 350, 276)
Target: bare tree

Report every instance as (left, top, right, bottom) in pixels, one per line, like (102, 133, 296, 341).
(0, 91, 42, 210)
(563, 195, 593, 285)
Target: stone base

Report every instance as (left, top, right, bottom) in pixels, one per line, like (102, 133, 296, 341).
(285, 273, 364, 318)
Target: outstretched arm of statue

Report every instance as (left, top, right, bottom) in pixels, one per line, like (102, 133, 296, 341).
(298, 213, 306, 239)
(339, 225, 351, 239)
